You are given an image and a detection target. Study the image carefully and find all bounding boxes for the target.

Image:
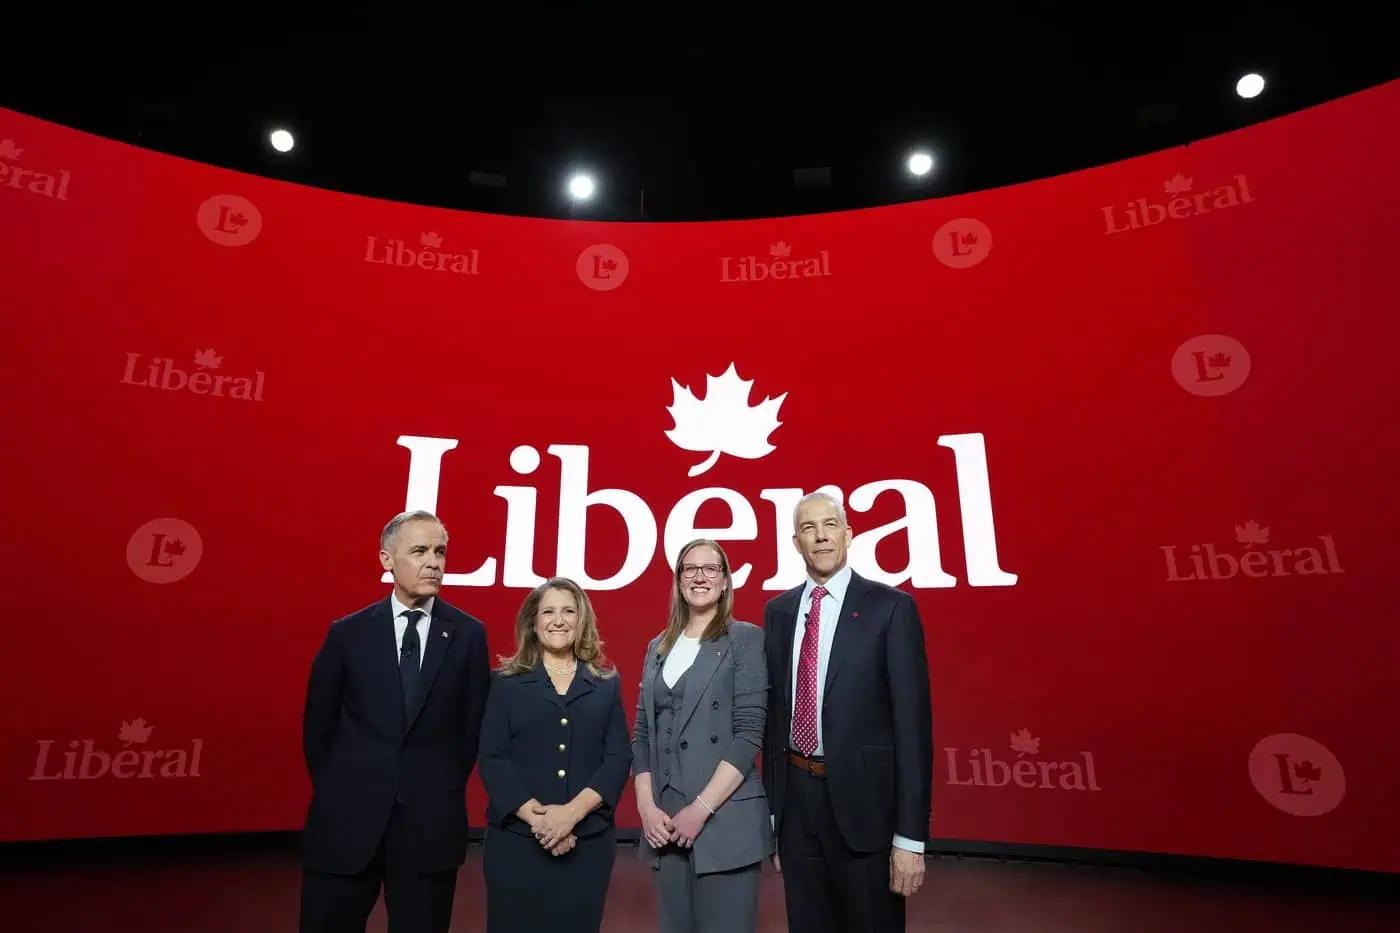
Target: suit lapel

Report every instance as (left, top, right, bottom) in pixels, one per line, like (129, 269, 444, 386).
(776, 586, 803, 718)
(371, 598, 406, 724)
(564, 665, 598, 705)
(523, 662, 595, 708)
(675, 633, 729, 735)
(406, 600, 456, 731)
(642, 637, 662, 731)
(517, 666, 562, 710)
(823, 571, 867, 694)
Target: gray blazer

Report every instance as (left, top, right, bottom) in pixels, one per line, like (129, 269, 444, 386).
(631, 620, 774, 874)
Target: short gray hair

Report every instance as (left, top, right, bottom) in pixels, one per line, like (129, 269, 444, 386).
(792, 491, 848, 531)
(380, 510, 448, 551)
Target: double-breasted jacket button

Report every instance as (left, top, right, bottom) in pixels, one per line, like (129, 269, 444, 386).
(712, 700, 720, 710)
(560, 717, 568, 726)
(557, 769, 566, 778)
(679, 740, 688, 750)
(559, 743, 566, 752)
(710, 735, 719, 743)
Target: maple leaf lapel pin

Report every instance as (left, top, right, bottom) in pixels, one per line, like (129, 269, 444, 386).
(665, 363, 787, 476)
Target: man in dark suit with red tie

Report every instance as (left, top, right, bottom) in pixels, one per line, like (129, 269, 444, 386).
(763, 491, 933, 932)
(300, 510, 490, 933)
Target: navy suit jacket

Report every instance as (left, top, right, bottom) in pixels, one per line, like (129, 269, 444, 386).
(477, 663, 632, 839)
(762, 570, 933, 853)
(301, 595, 489, 873)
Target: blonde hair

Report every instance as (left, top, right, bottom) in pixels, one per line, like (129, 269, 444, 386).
(657, 539, 734, 657)
(496, 577, 616, 678)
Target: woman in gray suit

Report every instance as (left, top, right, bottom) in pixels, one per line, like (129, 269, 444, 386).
(631, 538, 772, 933)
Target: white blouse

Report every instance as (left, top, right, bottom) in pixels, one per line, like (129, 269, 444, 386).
(662, 633, 702, 688)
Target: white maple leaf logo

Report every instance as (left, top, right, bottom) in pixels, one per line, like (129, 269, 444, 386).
(665, 363, 787, 477)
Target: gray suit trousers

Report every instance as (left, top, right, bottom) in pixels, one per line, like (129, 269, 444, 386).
(652, 786, 761, 933)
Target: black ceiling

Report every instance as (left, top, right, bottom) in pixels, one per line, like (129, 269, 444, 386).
(7, 3, 1399, 221)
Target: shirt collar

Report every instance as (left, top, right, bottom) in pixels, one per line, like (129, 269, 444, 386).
(390, 592, 434, 623)
(802, 563, 852, 604)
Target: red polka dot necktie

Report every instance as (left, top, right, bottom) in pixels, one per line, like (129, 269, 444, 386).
(791, 585, 828, 756)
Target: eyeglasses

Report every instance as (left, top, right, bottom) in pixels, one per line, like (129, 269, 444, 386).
(680, 563, 723, 580)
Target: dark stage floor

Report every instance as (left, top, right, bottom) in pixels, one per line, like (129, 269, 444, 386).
(1, 835, 1396, 932)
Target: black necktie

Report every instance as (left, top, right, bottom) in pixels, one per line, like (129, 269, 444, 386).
(400, 609, 425, 722)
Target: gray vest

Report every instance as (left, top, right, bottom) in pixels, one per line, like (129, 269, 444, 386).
(652, 666, 691, 794)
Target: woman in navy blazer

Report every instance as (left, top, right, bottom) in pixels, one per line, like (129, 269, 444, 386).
(478, 577, 631, 932)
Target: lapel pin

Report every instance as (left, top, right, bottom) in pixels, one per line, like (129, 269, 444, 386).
(441, 631, 449, 638)
(853, 612, 860, 618)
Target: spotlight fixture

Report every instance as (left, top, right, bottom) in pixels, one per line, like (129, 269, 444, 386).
(1235, 73, 1265, 99)
(907, 151, 934, 177)
(568, 173, 596, 201)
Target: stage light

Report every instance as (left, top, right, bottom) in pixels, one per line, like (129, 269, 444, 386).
(907, 151, 934, 177)
(1235, 73, 1265, 99)
(269, 129, 295, 153)
(568, 173, 596, 201)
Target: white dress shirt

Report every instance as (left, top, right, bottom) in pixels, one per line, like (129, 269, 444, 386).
(788, 564, 851, 757)
(390, 593, 433, 670)
(786, 564, 923, 853)
(662, 633, 702, 688)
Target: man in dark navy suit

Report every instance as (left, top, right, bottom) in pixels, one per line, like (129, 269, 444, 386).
(764, 492, 933, 932)
(300, 510, 490, 933)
